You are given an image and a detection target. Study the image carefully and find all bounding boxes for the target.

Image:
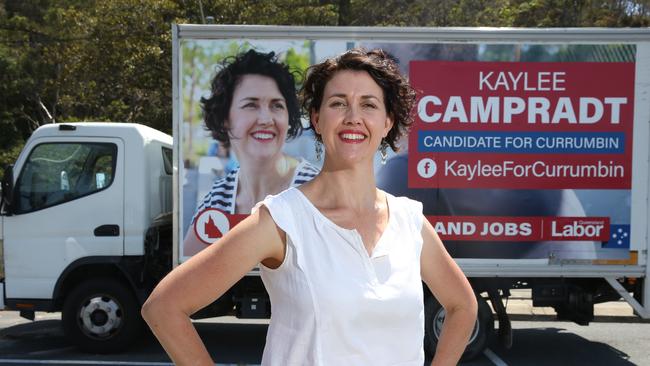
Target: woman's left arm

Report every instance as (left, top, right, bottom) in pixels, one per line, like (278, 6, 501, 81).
(420, 217, 478, 366)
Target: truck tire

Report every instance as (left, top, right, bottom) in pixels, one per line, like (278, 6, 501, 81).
(62, 278, 143, 353)
(424, 293, 493, 361)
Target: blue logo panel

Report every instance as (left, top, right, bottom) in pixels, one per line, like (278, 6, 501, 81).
(603, 224, 631, 249)
(418, 131, 625, 154)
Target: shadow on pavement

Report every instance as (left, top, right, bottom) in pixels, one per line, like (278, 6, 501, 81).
(0, 319, 69, 356)
(497, 327, 634, 365)
(0, 318, 268, 364)
(194, 322, 268, 363)
(3, 319, 636, 365)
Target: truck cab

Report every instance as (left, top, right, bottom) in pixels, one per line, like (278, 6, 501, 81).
(0, 122, 173, 352)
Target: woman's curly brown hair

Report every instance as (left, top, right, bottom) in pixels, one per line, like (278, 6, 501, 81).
(201, 49, 302, 148)
(300, 48, 416, 152)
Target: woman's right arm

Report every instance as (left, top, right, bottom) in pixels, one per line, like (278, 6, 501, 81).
(141, 205, 285, 365)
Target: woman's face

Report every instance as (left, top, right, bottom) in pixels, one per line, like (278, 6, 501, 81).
(312, 70, 393, 166)
(227, 74, 289, 162)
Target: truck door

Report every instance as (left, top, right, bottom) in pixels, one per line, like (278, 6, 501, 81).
(3, 138, 124, 300)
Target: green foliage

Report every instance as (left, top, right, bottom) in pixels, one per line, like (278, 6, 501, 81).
(198, 0, 339, 25)
(0, 143, 23, 178)
(0, 0, 648, 174)
(0, 0, 185, 172)
(345, 0, 649, 26)
(284, 44, 311, 85)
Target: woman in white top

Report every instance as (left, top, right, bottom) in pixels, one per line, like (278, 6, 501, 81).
(143, 48, 477, 365)
(184, 50, 319, 256)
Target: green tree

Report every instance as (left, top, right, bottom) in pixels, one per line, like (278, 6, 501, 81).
(509, 0, 650, 27)
(0, 0, 187, 175)
(1, 0, 649, 177)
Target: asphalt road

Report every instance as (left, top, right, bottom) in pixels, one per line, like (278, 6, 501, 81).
(1, 311, 649, 365)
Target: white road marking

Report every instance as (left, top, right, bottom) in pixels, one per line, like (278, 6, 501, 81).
(0, 361, 172, 365)
(24, 347, 75, 356)
(484, 348, 509, 366)
(0, 361, 258, 366)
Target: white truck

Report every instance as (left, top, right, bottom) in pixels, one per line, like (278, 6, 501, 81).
(1, 26, 650, 359)
(0, 123, 175, 352)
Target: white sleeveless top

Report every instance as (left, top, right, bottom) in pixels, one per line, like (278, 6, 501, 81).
(258, 187, 425, 366)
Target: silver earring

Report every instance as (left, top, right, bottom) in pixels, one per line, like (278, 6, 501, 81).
(380, 141, 388, 165)
(315, 139, 323, 161)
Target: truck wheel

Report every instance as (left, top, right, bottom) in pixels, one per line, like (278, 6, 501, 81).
(424, 293, 493, 361)
(62, 278, 143, 353)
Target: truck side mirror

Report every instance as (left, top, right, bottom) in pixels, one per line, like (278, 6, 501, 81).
(1, 164, 14, 215)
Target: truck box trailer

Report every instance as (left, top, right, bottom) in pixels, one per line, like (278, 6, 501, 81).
(1, 26, 649, 359)
(173, 25, 650, 358)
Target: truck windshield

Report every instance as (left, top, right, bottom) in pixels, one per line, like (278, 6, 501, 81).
(15, 142, 117, 214)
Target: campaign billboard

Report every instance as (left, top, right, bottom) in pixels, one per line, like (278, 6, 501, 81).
(402, 57, 635, 260)
(177, 33, 638, 262)
(410, 61, 633, 189)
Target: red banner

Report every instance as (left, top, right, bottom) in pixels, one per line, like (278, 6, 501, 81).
(409, 61, 635, 189)
(427, 216, 610, 242)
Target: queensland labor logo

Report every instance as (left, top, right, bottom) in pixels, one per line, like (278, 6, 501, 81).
(194, 208, 230, 245)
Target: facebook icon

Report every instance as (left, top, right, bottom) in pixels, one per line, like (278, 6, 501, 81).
(417, 158, 437, 178)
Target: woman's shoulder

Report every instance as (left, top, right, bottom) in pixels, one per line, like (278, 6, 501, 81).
(385, 190, 422, 210)
(384, 190, 424, 228)
(254, 187, 305, 241)
(263, 186, 302, 207)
